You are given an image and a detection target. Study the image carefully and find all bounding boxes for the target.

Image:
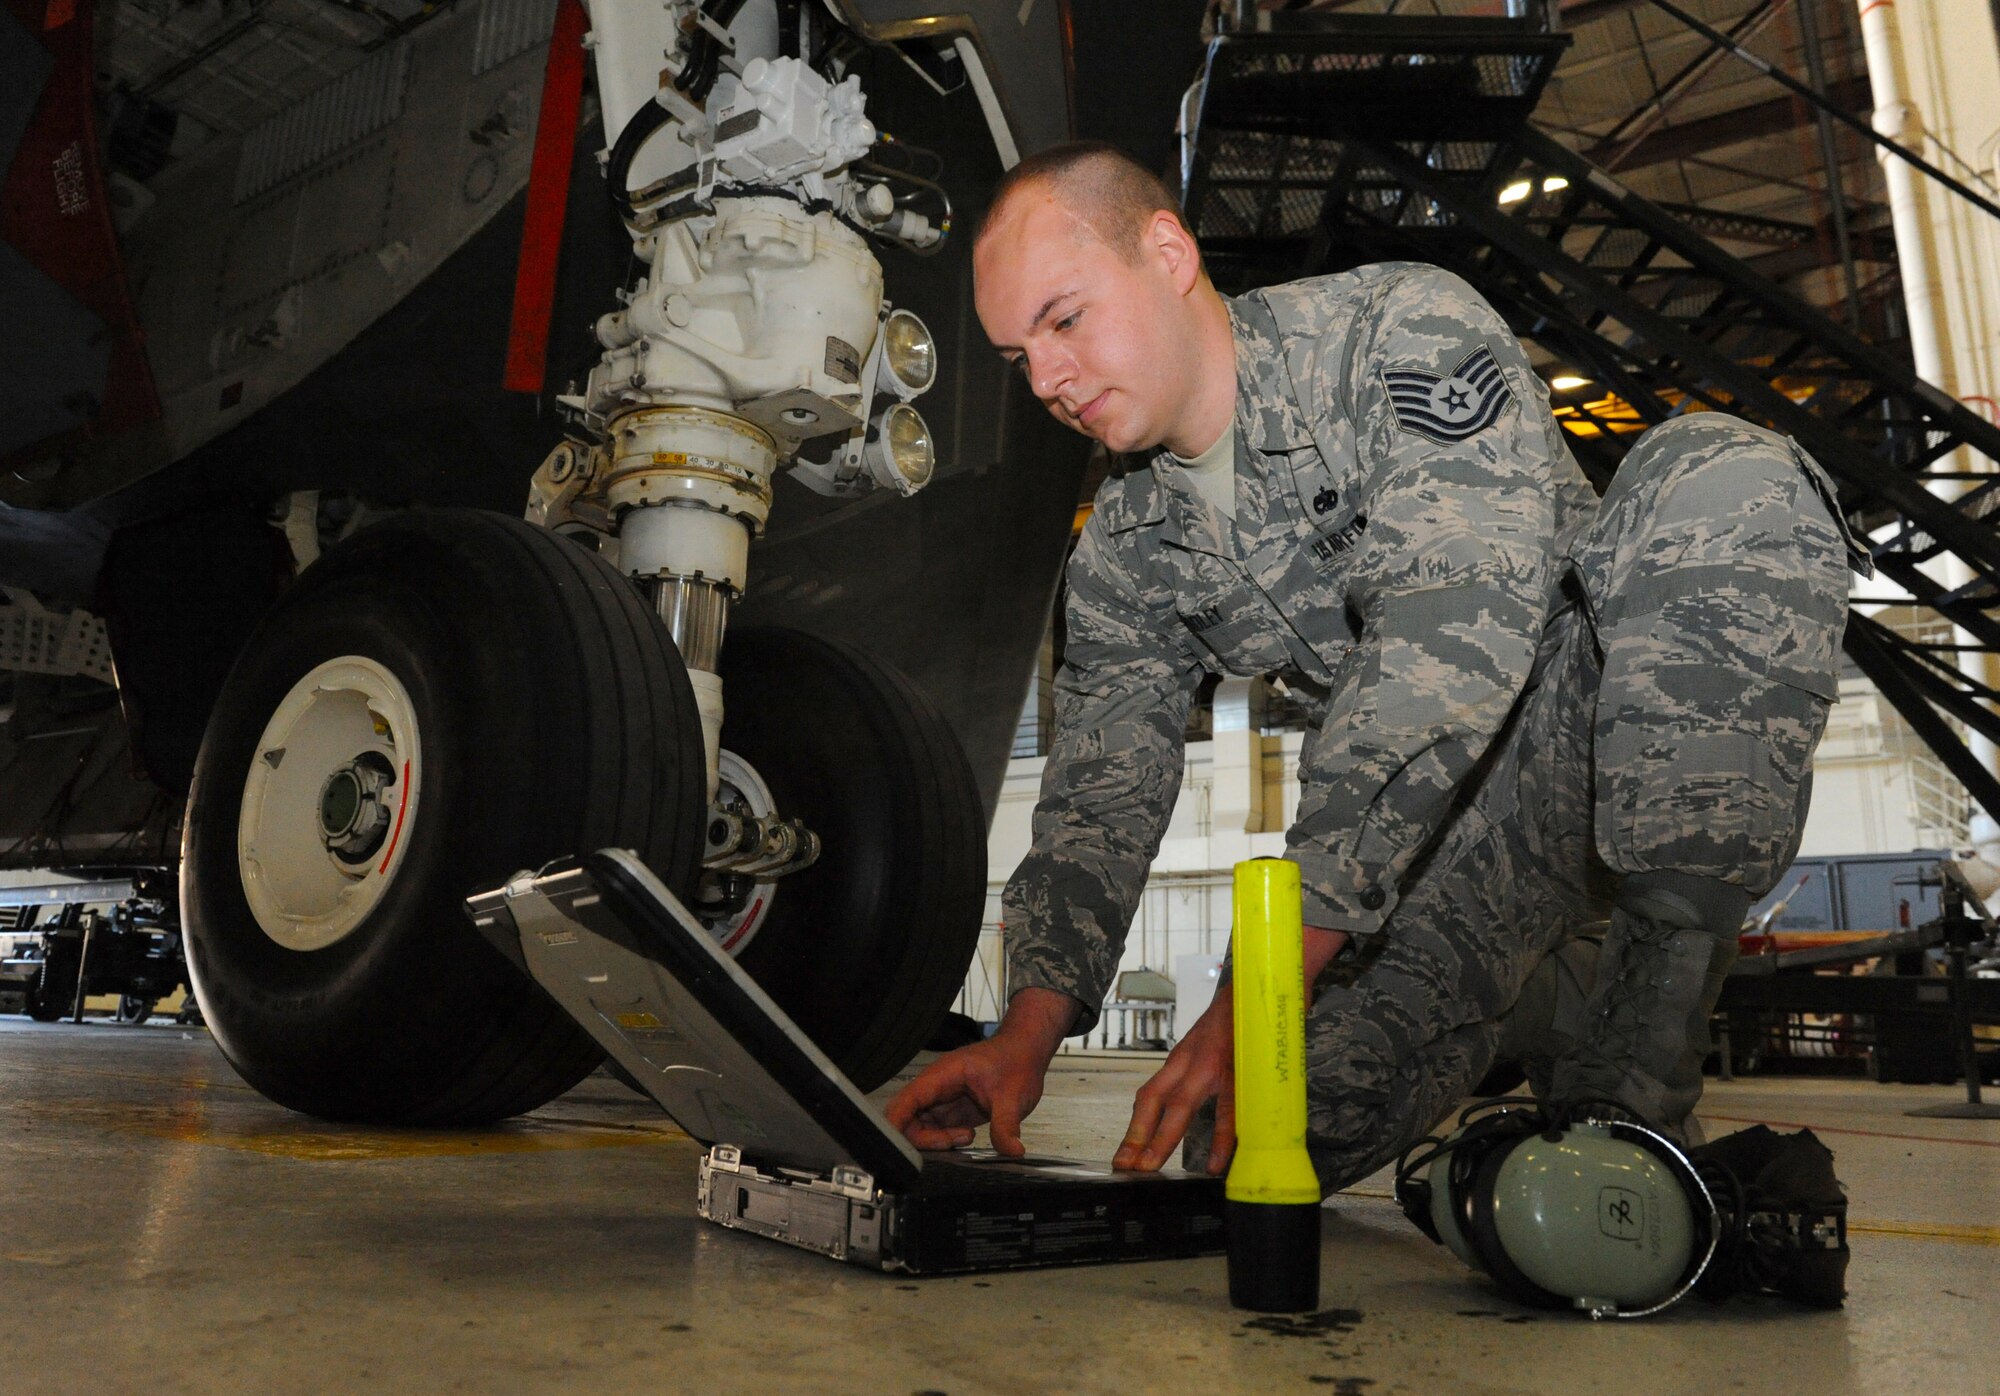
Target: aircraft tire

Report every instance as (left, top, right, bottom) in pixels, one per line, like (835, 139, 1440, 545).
(181, 509, 706, 1124)
(717, 628, 985, 1091)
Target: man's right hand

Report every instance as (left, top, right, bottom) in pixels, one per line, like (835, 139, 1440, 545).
(884, 987, 1078, 1156)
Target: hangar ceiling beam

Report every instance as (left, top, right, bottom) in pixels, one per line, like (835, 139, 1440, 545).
(1592, 0, 1792, 174)
(1583, 73, 1874, 172)
(1746, 224, 1895, 281)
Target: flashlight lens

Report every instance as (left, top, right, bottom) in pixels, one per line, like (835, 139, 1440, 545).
(884, 311, 936, 393)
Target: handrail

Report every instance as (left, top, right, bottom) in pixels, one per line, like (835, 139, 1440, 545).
(1645, 0, 2000, 226)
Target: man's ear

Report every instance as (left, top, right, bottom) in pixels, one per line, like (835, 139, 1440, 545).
(1146, 210, 1204, 296)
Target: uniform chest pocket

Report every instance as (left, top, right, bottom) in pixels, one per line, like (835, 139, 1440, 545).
(1283, 453, 1372, 579)
(1287, 452, 1353, 531)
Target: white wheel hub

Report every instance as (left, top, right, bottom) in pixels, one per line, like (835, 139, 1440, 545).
(237, 656, 423, 952)
(705, 749, 777, 956)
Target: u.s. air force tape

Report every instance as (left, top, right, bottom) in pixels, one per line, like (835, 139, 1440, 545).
(1381, 345, 1515, 445)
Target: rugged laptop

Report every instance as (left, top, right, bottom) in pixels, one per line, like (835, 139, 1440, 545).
(465, 849, 1227, 1275)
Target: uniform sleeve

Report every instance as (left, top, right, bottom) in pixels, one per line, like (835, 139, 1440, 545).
(1285, 266, 1558, 936)
(1002, 512, 1207, 1035)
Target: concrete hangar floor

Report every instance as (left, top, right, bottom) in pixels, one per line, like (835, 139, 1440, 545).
(2, 1019, 1993, 1395)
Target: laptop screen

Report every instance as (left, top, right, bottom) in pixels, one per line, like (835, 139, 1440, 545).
(467, 850, 924, 1189)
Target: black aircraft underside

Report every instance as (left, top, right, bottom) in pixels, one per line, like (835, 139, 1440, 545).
(0, 1, 1206, 868)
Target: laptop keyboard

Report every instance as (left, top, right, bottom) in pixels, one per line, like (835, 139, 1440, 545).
(920, 1151, 1121, 1188)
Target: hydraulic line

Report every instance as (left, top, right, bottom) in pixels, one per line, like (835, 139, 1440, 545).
(605, 0, 751, 222)
(856, 156, 952, 255)
(606, 100, 670, 222)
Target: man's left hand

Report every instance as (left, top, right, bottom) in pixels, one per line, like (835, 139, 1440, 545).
(1113, 985, 1234, 1173)
(1113, 925, 1351, 1175)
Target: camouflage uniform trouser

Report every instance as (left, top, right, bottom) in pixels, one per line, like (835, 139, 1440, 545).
(1288, 416, 1853, 1194)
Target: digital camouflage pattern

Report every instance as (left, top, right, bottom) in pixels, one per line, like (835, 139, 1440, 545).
(999, 262, 1861, 1190)
(1288, 415, 1855, 1185)
(1004, 262, 1598, 1028)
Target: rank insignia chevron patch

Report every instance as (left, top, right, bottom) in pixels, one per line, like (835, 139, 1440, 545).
(1381, 345, 1515, 444)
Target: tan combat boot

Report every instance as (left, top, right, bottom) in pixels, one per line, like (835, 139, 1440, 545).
(1492, 933, 1600, 1102)
(1545, 870, 1750, 1143)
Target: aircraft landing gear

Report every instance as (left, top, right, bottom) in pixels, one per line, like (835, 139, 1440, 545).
(706, 628, 985, 1091)
(182, 510, 984, 1121)
(181, 509, 708, 1124)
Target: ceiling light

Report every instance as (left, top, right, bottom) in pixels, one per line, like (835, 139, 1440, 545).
(1542, 176, 1570, 194)
(1550, 374, 1590, 391)
(1498, 180, 1533, 205)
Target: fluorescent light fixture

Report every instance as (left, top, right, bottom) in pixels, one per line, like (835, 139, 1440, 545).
(1498, 179, 1533, 204)
(1550, 374, 1590, 391)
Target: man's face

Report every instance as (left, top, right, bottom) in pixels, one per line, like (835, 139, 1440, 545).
(974, 189, 1191, 455)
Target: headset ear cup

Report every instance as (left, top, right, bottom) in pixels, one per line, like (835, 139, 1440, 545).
(1442, 1119, 1499, 1267)
(1396, 1174, 1442, 1245)
(1464, 1135, 1572, 1311)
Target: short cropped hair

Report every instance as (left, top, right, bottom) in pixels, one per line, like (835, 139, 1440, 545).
(975, 140, 1189, 265)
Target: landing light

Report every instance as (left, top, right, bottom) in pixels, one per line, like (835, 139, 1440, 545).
(878, 309, 937, 397)
(864, 402, 935, 495)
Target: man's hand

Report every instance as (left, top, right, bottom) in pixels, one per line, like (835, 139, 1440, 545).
(1114, 985, 1234, 1173)
(885, 987, 1077, 1156)
(1114, 924, 1351, 1175)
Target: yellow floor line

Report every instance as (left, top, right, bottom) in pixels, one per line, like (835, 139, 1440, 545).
(12, 1084, 689, 1160)
(160, 1126, 682, 1161)
(1848, 1220, 2000, 1246)
(17, 1059, 259, 1093)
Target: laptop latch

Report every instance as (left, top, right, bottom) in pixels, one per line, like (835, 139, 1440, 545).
(830, 1164, 877, 1201)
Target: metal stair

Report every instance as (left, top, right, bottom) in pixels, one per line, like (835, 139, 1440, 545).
(1181, 14, 2000, 824)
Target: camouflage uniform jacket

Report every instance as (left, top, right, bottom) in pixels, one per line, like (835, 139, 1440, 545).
(1004, 262, 1600, 1031)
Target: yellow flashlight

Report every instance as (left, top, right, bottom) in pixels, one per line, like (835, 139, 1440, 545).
(1226, 858, 1322, 1312)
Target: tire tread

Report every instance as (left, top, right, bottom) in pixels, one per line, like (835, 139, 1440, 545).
(183, 508, 704, 1125)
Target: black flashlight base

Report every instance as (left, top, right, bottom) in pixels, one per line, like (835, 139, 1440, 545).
(1226, 1199, 1322, 1312)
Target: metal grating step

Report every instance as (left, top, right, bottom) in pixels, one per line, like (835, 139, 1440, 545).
(1189, 22, 1570, 142)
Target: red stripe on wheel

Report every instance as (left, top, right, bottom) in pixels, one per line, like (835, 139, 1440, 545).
(721, 898, 765, 953)
(379, 762, 413, 874)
